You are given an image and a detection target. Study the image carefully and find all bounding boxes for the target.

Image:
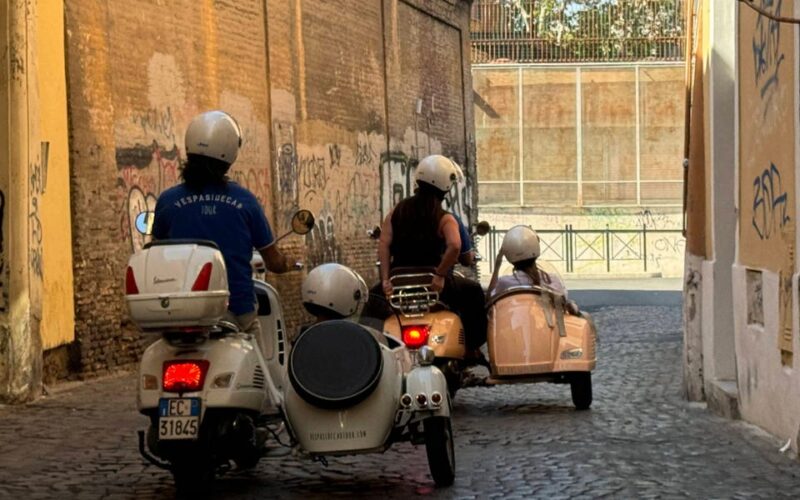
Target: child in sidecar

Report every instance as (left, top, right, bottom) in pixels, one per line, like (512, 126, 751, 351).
(484, 225, 597, 410)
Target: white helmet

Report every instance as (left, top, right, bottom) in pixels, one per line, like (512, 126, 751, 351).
(185, 110, 242, 164)
(501, 225, 541, 264)
(415, 155, 461, 193)
(302, 263, 369, 318)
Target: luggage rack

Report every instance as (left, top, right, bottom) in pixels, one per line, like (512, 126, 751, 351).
(389, 273, 440, 317)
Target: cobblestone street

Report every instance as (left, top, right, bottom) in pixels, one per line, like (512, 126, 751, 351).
(2, 305, 799, 499)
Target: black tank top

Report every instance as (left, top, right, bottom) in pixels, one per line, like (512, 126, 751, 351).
(389, 198, 445, 268)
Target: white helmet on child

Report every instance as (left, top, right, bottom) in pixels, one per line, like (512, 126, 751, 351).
(500, 225, 541, 264)
(185, 110, 243, 165)
(415, 155, 462, 193)
(301, 263, 369, 318)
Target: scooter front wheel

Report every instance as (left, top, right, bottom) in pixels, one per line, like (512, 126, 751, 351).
(424, 416, 455, 487)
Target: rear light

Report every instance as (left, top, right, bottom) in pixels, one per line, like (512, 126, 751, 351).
(162, 360, 210, 393)
(191, 263, 213, 291)
(125, 266, 139, 295)
(402, 325, 430, 349)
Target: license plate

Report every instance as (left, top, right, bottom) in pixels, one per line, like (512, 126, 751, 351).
(158, 398, 201, 440)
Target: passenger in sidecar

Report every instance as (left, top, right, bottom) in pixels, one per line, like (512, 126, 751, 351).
(484, 225, 597, 410)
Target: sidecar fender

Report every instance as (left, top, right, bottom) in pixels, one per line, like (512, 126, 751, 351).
(405, 365, 450, 417)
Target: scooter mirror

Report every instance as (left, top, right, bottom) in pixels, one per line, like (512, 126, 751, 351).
(474, 221, 491, 236)
(291, 210, 315, 235)
(135, 211, 155, 236)
(368, 226, 381, 240)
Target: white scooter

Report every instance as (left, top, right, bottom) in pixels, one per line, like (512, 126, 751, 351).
(279, 276, 456, 487)
(126, 210, 313, 494)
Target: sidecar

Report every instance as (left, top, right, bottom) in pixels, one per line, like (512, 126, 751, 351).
(486, 263, 597, 410)
(281, 319, 455, 487)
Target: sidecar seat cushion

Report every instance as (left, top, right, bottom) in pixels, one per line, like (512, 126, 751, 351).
(289, 320, 383, 409)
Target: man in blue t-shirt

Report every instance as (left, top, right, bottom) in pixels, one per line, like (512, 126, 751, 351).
(152, 111, 289, 334)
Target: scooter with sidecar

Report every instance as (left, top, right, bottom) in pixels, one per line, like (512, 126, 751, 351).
(380, 222, 597, 409)
(276, 265, 456, 487)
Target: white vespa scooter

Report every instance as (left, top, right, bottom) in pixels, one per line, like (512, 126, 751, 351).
(278, 264, 456, 487)
(125, 210, 313, 493)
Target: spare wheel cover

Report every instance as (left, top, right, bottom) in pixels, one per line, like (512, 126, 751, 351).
(289, 320, 383, 409)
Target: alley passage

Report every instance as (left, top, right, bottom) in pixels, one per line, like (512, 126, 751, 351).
(1, 306, 799, 498)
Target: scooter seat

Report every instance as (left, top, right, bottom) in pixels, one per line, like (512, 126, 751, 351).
(389, 267, 436, 287)
(288, 320, 384, 410)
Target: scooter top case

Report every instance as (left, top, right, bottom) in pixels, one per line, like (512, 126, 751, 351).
(282, 320, 406, 455)
(487, 287, 596, 378)
(125, 240, 229, 331)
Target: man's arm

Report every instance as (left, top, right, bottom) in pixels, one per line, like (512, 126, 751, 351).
(258, 243, 289, 274)
(379, 211, 393, 294)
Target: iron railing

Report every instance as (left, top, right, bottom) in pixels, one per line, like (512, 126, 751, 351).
(479, 225, 684, 273)
(471, 0, 685, 64)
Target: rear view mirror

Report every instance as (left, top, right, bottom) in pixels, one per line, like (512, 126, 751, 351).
(474, 221, 491, 236)
(135, 211, 155, 236)
(291, 210, 315, 235)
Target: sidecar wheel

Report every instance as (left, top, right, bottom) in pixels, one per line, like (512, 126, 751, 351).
(570, 371, 592, 410)
(424, 416, 455, 487)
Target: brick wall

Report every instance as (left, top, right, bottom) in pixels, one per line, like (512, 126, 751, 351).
(63, 0, 475, 376)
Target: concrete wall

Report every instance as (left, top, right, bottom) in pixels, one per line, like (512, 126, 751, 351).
(62, 0, 475, 379)
(474, 64, 685, 207)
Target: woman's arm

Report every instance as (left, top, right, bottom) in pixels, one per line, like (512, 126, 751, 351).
(432, 214, 460, 290)
(378, 211, 394, 295)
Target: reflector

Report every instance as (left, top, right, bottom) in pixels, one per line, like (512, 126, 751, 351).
(191, 263, 214, 291)
(125, 266, 139, 295)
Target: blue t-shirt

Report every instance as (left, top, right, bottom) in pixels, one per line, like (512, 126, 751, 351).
(453, 214, 472, 255)
(152, 182, 274, 315)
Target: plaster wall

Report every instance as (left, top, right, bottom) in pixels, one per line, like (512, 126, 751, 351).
(733, 265, 800, 452)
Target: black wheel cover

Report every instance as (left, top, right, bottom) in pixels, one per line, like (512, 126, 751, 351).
(288, 320, 383, 409)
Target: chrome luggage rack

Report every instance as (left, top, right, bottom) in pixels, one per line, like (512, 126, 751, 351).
(388, 273, 440, 317)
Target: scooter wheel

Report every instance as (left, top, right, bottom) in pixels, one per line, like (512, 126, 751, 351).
(424, 416, 455, 487)
(289, 320, 383, 409)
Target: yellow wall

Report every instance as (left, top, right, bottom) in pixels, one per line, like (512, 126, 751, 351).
(737, 1, 796, 361)
(35, 1, 74, 349)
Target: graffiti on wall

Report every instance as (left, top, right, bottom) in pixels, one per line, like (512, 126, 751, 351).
(29, 141, 49, 278)
(751, 0, 785, 112)
(305, 212, 342, 268)
(116, 140, 182, 251)
(274, 121, 299, 227)
(752, 162, 790, 240)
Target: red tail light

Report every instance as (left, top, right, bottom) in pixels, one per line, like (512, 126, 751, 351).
(191, 263, 213, 291)
(162, 360, 210, 393)
(402, 325, 430, 349)
(125, 266, 139, 295)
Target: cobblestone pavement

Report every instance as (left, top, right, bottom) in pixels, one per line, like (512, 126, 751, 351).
(2, 305, 800, 499)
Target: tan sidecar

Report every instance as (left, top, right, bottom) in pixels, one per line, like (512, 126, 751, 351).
(486, 267, 597, 410)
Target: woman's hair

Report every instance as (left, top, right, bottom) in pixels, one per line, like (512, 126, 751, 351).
(513, 257, 542, 286)
(181, 154, 231, 190)
(393, 182, 447, 240)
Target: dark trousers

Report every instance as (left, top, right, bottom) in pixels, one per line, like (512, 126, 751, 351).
(361, 275, 487, 351)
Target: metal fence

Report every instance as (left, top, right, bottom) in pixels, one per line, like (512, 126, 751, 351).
(471, 0, 685, 64)
(478, 225, 684, 273)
